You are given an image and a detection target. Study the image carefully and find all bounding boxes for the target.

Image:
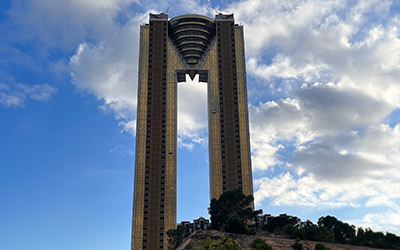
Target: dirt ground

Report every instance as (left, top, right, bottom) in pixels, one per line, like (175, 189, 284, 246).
(176, 230, 388, 250)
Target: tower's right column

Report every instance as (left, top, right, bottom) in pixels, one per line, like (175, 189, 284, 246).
(210, 13, 253, 199)
(234, 24, 253, 198)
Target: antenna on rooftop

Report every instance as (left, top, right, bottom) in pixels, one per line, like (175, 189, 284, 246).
(214, 7, 221, 15)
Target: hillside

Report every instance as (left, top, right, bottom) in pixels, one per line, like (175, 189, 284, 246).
(176, 230, 389, 250)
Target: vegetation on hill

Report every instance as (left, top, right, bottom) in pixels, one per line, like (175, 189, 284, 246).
(200, 236, 240, 250)
(291, 237, 304, 250)
(167, 224, 190, 250)
(264, 214, 400, 249)
(314, 243, 331, 250)
(209, 189, 262, 235)
(251, 238, 273, 250)
(168, 189, 400, 250)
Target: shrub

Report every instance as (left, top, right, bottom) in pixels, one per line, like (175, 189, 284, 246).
(252, 238, 274, 250)
(292, 238, 303, 250)
(224, 215, 247, 234)
(209, 189, 262, 234)
(200, 236, 240, 250)
(314, 243, 328, 250)
(185, 241, 196, 249)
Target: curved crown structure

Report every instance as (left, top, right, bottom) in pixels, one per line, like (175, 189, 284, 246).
(168, 14, 216, 69)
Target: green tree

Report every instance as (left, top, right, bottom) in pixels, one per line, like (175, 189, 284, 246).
(167, 224, 188, 250)
(314, 243, 331, 250)
(317, 226, 335, 243)
(224, 215, 248, 234)
(291, 238, 303, 250)
(209, 189, 262, 234)
(185, 241, 196, 250)
(292, 228, 306, 239)
(300, 220, 319, 240)
(263, 215, 301, 233)
(317, 216, 355, 243)
(383, 232, 400, 249)
(252, 238, 274, 250)
(200, 236, 240, 250)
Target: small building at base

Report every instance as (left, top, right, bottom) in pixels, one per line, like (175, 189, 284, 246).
(180, 217, 210, 233)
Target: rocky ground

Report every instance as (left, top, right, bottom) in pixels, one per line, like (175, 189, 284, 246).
(176, 230, 388, 250)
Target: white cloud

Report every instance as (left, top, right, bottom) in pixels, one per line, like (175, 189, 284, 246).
(17, 83, 58, 101)
(109, 145, 134, 156)
(0, 83, 10, 90)
(226, 0, 347, 56)
(69, 14, 142, 133)
(349, 208, 400, 235)
(178, 138, 195, 151)
(4, 0, 140, 51)
(177, 78, 208, 146)
(254, 171, 400, 234)
(0, 92, 25, 107)
(118, 120, 137, 135)
(225, 0, 400, 234)
(0, 83, 57, 107)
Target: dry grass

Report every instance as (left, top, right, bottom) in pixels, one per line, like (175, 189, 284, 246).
(176, 230, 387, 250)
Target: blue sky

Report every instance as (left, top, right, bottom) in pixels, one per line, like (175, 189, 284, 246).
(1, 0, 400, 249)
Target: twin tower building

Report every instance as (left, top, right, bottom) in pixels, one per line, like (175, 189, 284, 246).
(131, 13, 253, 249)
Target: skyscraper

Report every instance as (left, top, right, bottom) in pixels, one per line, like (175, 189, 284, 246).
(131, 13, 253, 250)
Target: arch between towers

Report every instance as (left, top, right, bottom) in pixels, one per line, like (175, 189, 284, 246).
(175, 69, 222, 200)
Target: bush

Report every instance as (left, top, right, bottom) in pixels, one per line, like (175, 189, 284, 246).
(167, 225, 188, 250)
(224, 215, 248, 234)
(263, 215, 301, 233)
(252, 238, 274, 250)
(185, 241, 196, 249)
(209, 189, 262, 234)
(314, 243, 330, 250)
(292, 238, 303, 250)
(200, 236, 240, 250)
(247, 227, 257, 235)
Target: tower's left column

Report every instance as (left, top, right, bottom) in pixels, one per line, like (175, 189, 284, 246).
(131, 13, 173, 250)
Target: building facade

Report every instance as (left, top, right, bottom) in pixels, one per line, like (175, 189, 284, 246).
(258, 214, 274, 228)
(131, 13, 253, 250)
(180, 217, 211, 233)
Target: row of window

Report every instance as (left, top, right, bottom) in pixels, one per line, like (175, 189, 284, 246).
(220, 101, 239, 105)
(221, 150, 241, 154)
(150, 22, 167, 26)
(222, 169, 242, 173)
(221, 144, 241, 148)
(171, 25, 214, 33)
(169, 18, 214, 27)
(142, 246, 164, 249)
(216, 23, 234, 26)
(176, 39, 206, 46)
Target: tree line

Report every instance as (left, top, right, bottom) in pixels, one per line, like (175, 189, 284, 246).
(168, 189, 400, 250)
(264, 214, 400, 249)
